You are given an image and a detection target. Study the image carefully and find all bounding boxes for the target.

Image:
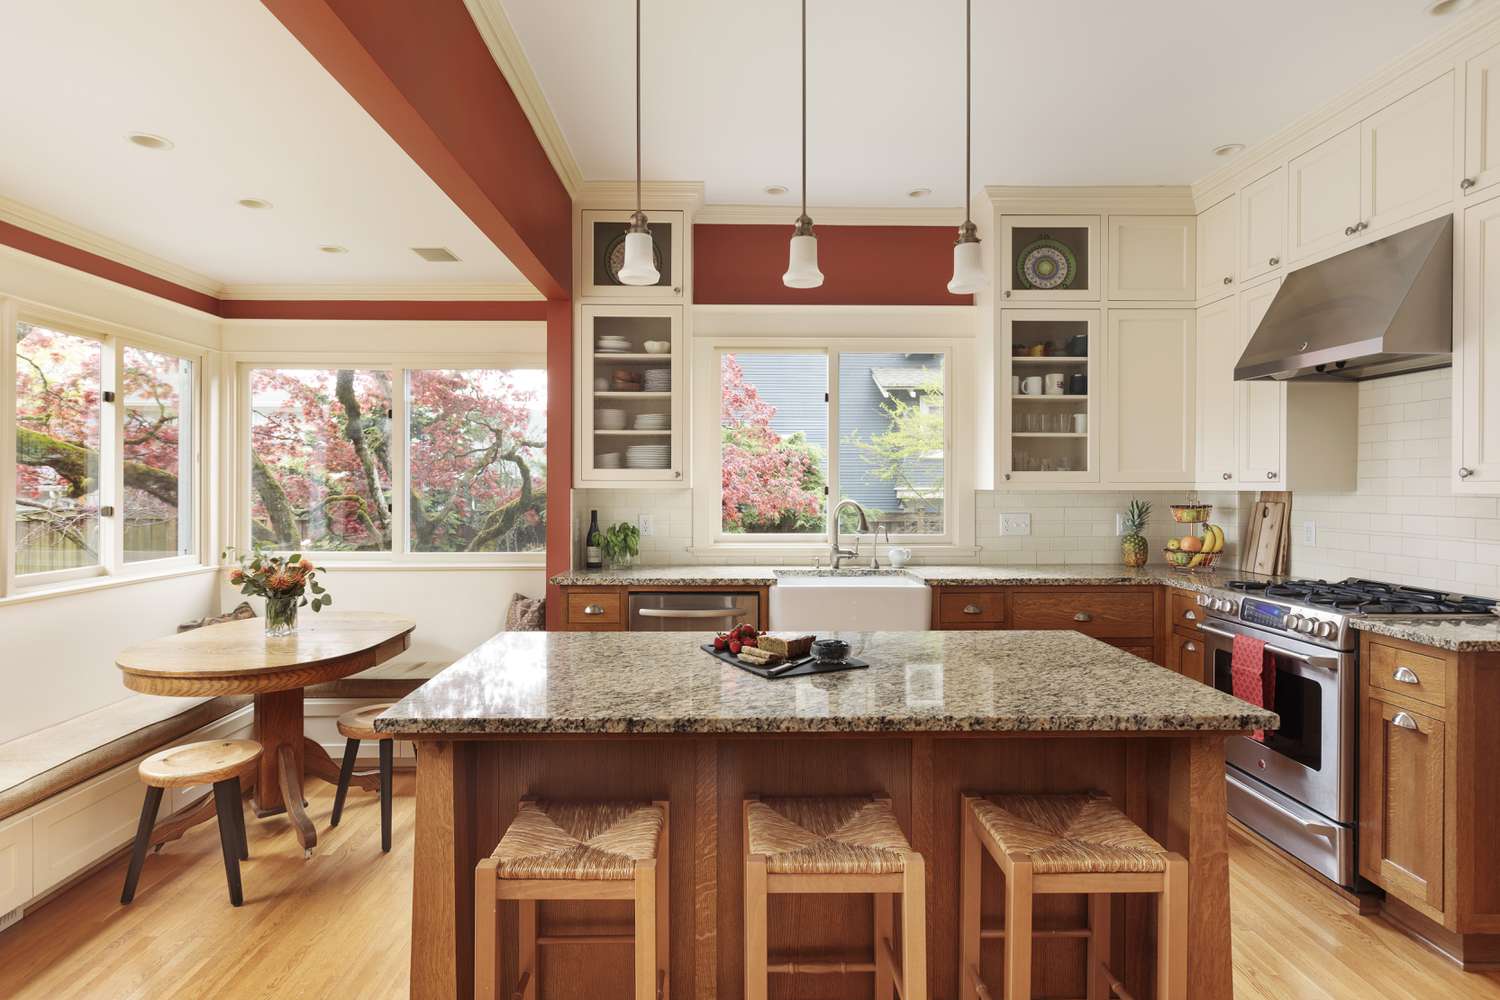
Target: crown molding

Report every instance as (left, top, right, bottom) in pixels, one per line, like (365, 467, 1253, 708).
(1190, 4, 1500, 207)
(980, 185, 1197, 215)
(575, 180, 707, 213)
(0, 195, 224, 297)
(217, 282, 543, 301)
(463, 0, 583, 196)
(694, 203, 964, 226)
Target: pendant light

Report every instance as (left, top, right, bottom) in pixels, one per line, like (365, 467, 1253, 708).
(618, 0, 660, 286)
(947, 0, 986, 295)
(783, 0, 824, 288)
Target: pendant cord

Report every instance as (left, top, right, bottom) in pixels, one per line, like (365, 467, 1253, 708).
(801, 0, 808, 221)
(635, 0, 642, 215)
(963, 0, 971, 227)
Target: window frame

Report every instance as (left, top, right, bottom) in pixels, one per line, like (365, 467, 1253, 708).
(696, 334, 966, 555)
(233, 352, 548, 567)
(3, 299, 208, 598)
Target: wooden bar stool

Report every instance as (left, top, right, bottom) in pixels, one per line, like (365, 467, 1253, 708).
(122, 739, 261, 907)
(329, 702, 395, 851)
(959, 793, 1187, 1000)
(743, 795, 927, 1000)
(474, 799, 669, 1000)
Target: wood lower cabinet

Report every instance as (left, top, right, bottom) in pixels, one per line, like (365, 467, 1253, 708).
(933, 589, 1007, 629)
(1361, 696, 1446, 914)
(934, 584, 1164, 666)
(558, 585, 769, 632)
(1166, 630, 1206, 684)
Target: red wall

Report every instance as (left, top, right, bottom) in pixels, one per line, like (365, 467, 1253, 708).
(693, 224, 972, 306)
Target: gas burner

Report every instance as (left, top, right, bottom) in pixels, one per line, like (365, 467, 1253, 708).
(1225, 576, 1497, 618)
(1225, 580, 1269, 592)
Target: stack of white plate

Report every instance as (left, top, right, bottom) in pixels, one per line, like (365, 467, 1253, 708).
(596, 335, 632, 353)
(643, 368, 672, 392)
(596, 453, 621, 469)
(625, 443, 671, 469)
(633, 412, 670, 431)
(595, 408, 627, 430)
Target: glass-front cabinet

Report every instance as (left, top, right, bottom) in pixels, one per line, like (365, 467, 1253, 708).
(999, 309, 1100, 484)
(579, 209, 685, 300)
(576, 304, 685, 487)
(998, 214, 1101, 302)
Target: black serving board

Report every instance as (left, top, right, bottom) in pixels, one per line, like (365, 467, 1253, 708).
(700, 644, 869, 680)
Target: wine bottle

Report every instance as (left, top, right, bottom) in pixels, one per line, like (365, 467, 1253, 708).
(585, 510, 603, 570)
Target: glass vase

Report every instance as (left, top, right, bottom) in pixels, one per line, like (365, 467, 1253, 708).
(605, 551, 636, 571)
(265, 595, 299, 637)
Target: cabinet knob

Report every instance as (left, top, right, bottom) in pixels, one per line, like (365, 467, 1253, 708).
(672, 285, 682, 293)
(1073, 611, 1093, 622)
(1345, 225, 1357, 236)
(1223, 275, 1233, 285)
(1392, 711, 1421, 732)
(1002, 289, 1012, 298)
(1268, 256, 1280, 266)
(1003, 472, 1012, 481)
(674, 470, 682, 479)
(583, 604, 606, 616)
(1266, 471, 1278, 480)
(1460, 466, 1475, 479)
(1355, 221, 1368, 233)
(1392, 666, 1420, 685)
(1185, 642, 1198, 653)
(963, 604, 983, 615)
(1462, 177, 1477, 190)
(1222, 472, 1232, 480)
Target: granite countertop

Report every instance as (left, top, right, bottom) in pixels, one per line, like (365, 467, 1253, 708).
(1350, 616, 1500, 652)
(376, 630, 1277, 737)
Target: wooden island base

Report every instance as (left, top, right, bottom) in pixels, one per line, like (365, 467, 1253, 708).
(407, 732, 1233, 1000)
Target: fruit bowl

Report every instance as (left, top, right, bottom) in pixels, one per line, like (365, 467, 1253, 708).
(1164, 548, 1219, 570)
(1170, 504, 1212, 524)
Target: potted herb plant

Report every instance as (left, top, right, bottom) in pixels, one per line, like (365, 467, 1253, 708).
(224, 545, 332, 636)
(600, 521, 641, 570)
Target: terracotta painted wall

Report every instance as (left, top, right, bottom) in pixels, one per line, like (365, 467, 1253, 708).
(693, 224, 973, 306)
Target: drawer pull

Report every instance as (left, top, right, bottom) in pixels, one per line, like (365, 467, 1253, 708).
(1183, 610, 1197, 621)
(1392, 712, 1421, 732)
(1392, 666, 1420, 685)
(1073, 611, 1093, 622)
(1184, 642, 1198, 653)
(963, 604, 983, 615)
(583, 604, 606, 616)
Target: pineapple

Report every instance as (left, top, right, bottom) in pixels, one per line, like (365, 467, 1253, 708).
(1121, 498, 1151, 568)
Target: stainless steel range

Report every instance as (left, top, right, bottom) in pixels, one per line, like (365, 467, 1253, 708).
(1193, 577, 1497, 887)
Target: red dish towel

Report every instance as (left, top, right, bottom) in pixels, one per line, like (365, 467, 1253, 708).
(1231, 634, 1276, 742)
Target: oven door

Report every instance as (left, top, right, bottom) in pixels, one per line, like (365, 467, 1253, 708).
(1197, 619, 1353, 823)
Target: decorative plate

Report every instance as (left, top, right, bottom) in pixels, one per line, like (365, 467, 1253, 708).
(1016, 237, 1077, 290)
(603, 232, 664, 285)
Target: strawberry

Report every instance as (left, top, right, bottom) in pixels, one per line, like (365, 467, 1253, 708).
(728, 639, 742, 655)
(742, 636, 757, 648)
(737, 624, 757, 640)
(713, 635, 727, 652)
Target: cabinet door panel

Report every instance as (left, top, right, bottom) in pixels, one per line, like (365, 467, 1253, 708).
(1289, 125, 1362, 262)
(1238, 279, 1286, 485)
(1103, 310, 1195, 484)
(1362, 73, 1454, 233)
(1108, 216, 1195, 300)
(1195, 196, 1237, 300)
(1460, 195, 1500, 488)
(1196, 296, 1239, 487)
(1169, 631, 1206, 684)
(1360, 698, 1445, 915)
(1466, 44, 1500, 196)
(1240, 167, 1286, 281)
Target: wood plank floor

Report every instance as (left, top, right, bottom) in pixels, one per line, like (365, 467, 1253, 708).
(0, 777, 1495, 999)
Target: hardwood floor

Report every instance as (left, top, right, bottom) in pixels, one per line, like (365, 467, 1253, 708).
(0, 777, 1495, 999)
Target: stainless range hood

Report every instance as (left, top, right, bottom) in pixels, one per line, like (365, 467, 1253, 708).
(1234, 214, 1453, 382)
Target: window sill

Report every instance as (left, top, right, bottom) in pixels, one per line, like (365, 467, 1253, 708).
(0, 563, 217, 609)
(217, 561, 548, 573)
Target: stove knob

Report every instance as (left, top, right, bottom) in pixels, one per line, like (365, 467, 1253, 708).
(1316, 621, 1337, 639)
(1286, 614, 1304, 632)
(1216, 598, 1233, 612)
(1300, 618, 1318, 635)
(1224, 599, 1239, 615)
(1197, 594, 1212, 608)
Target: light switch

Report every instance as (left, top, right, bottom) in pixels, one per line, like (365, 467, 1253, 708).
(1302, 521, 1316, 545)
(999, 513, 1031, 536)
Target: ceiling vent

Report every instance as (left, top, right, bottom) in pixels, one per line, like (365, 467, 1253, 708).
(411, 246, 461, 263)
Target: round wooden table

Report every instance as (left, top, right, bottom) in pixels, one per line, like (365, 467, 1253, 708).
(117, 611, 416, 855)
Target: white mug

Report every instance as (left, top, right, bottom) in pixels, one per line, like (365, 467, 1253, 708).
(887, 546, 912, 568)
(1044, 373, 1066, 395)
(1072, 412, 1088, 434)
(1020, 375, 1044, 395)
(594, 377, 609, 392)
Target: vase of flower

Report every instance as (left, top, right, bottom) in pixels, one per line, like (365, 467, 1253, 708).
(601, 521, 641, 571)
(223, 546, 332, 637)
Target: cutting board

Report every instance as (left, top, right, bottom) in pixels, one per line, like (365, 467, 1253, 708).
(1243, 500, 1288, 575)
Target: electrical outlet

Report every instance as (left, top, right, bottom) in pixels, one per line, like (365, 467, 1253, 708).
(637, 514, 656, 537)
(1115, 513, 1127, 536)
(1303, 520, 1316, 545)
(999, 512, 1031, 536)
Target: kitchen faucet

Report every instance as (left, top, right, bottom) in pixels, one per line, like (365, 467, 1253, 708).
(830, 498, 871, 570)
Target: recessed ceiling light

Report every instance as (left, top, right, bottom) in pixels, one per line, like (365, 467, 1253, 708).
(318, 244, 349, 255)
(907, 187, 932, 199)
(237, 198, 273, 210)
(763, 184, 789, 196)
(1425, 0, 1474, 15)
(126, 132, 173, 151)
(1212, 143, 1246, 158)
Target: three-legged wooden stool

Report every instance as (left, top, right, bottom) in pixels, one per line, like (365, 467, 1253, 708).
(122, 739, 262, 907)
(743, 795, 927, 1000)
(960, 793, 1187, 1000)
(329, 702, 395, 852)
(475, 799, 669, 1000)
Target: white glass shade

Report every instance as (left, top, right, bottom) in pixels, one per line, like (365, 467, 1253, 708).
(947, 239, 986, 294)
(782, 233, 824, 289)
(617, 231, 660, 286)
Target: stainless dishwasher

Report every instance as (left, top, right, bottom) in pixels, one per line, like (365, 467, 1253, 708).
(627, 591, 760, 631)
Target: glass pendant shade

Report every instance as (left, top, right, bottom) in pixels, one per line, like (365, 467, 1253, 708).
(783, 233, 824, 288)
(618, 230, 659, 285)
(947, 237, 986, 294)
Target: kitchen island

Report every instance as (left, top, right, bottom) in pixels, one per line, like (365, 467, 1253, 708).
(379, 630, 1275, 1000)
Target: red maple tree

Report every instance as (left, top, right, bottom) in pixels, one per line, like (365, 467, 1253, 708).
(719, 354, 825, 533)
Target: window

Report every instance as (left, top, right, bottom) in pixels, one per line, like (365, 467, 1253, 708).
(123, 346, 193, 562)
(716, 349, 947, 541)
(407, 368, 546, 553)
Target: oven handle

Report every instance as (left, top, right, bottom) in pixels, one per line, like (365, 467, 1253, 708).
(636, 607, 745, 619)
(1228, 773, 1340, 842)
(1195, 622, 1340, 670)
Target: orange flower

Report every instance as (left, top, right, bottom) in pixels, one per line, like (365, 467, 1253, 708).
(228, 569, 244, 584)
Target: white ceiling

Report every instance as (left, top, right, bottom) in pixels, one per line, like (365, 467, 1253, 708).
(500, 0, 1473, 207)
(0, 0, 529, 291)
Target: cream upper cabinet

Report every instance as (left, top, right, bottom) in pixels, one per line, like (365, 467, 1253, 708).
(1458, 193, 1500, 490)
(1195, 196, 1237, 300)
(1289, 125, 1363, 263)
(1238, 278, 1286, 485)
(999, 215, 1100, 302)
(1102, 310, 1196, 485)
(1195, 296, 1240, 488)
(1465, 43, 1500, 197)
(1240, 167, 1286, 282)
(1362, 73, 1454, 234)
(1107, 216, 1195, 301)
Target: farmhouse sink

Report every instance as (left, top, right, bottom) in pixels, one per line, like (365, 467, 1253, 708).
(770, 570, 930, 632)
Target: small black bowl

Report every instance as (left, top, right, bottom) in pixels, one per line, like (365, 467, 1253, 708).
(811, 638, 850, 662)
